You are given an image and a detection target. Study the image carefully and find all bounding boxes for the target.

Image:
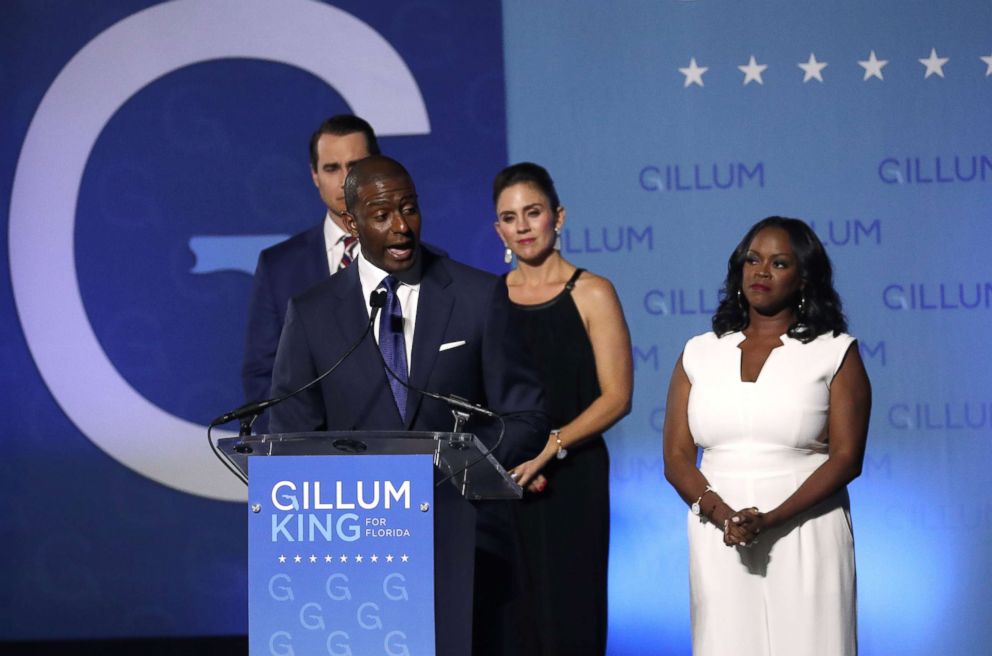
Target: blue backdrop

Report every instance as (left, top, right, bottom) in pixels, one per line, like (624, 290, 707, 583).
(3, 1, 990, 654)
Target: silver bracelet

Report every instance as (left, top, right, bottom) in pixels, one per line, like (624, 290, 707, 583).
(551, 429, 567, 460)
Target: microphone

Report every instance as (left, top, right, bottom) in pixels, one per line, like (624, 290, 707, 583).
(367, 307, 510, 486)
(434, 393, 497, 419)
(378, 344, 507, 487)
(363, 281, 496, 422)
(373, 327, 498, 421)
(210, 289, 388, 428)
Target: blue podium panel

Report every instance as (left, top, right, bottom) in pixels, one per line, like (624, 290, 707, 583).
(248, 454, 436, 656)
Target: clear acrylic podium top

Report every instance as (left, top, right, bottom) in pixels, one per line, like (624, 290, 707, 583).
(215, 431, 522, 500)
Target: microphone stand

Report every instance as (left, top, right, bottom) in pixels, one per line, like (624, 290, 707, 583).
(209, 290, 387, 461)
(450, 408, 470, 434)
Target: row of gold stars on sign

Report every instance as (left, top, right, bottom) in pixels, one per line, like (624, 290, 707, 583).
(679, 50, 992, 86)
(277, 553, 410, 564)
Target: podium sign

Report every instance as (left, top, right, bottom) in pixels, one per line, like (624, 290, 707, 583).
(248, 454, 436, 655)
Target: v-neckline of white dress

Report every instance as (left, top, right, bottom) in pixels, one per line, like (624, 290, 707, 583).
(732, 332, 790, 384)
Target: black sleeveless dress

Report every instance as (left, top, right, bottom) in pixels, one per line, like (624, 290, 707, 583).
(510, 268, 609, 656)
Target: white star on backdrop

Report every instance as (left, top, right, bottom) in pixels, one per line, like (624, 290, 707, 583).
(983, 54, 992, 76)
(679, 57, 708, 87)
(738, 55, 768, 85)
(293, 555, 302, 563)
(674, 50, 992, 87)
(858, 50, 888, 81)
(919, 48, 949, 78)
(401, 554, 409, 563)
(339, 554, 348, 563)
(355, 554, 364, 563)
(324, 555, 333, 563)
(278, 555, 286, 563)
(798, 53, 828, 82)
(308, 554, 317, 563)
(386, 554, 394, 563)
(370, 554, 379, 563)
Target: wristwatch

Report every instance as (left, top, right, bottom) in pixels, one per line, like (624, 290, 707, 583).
(691, 486, 714, 516)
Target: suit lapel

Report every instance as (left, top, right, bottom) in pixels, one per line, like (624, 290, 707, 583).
(305, 224, 332, 278)
(329, 263, 368, 340)
(405, 253, 453, 428)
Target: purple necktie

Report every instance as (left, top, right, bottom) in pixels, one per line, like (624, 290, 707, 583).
(378, 275, 408, 420)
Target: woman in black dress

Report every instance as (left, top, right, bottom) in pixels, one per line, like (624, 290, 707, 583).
(493, 162, 633, 655)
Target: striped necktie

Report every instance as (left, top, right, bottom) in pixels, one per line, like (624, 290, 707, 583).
(338, 235, 358, 271)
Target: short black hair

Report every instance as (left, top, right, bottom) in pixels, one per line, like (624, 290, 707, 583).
(308, 115, 380, 170)
(491, 162, 561, 211)
(712, 216, 848, 343)
(343, 155, 413, 215)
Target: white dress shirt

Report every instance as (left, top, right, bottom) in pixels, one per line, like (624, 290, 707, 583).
(355, 250, 421, 374)
(322, 213, 354, 273)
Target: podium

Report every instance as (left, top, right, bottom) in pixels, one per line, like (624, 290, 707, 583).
(216, 431, 521, 656)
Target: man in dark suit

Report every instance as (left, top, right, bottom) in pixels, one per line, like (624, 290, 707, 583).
(269, 156, 548, 655)
(241, 115, 378, 431)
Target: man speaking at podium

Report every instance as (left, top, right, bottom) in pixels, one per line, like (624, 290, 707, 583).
(269, 155, 548, 655)
(242, 115, 378, 434)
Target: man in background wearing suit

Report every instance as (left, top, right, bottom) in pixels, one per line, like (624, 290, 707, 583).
(269, 156, 548, 655)
(241, 115, 378, 431)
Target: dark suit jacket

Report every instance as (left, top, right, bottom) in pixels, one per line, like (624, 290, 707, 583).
(242, 224, 329, 431)
(269, 247, 547, 464)
(269, 248, 549, 555)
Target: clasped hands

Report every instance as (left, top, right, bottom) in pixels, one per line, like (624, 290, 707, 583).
(720, 507, 764, 548)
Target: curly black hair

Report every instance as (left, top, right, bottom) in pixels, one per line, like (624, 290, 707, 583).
(712, 216, 847, 343)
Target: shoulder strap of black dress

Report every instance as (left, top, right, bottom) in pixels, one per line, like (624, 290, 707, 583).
(564, 268, 585, 292)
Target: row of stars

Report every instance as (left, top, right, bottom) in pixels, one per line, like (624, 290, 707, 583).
(277, 553, 410, 564)
(679, 50, 992, 86)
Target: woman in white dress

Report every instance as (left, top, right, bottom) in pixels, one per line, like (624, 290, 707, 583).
(663, 217, 871, 656)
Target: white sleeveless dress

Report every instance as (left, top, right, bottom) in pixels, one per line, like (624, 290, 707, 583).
(683, 330, 857, 656)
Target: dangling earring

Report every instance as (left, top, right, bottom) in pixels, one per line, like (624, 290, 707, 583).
(794, 290, 809, 333)
(504, 246, 513, 264)
(554, 227, 561, 251)
(736, 288, 744, 310)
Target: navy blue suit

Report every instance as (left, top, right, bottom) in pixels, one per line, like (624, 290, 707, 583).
(269, 247, 547, 469)
(242, 224, 328, 431)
